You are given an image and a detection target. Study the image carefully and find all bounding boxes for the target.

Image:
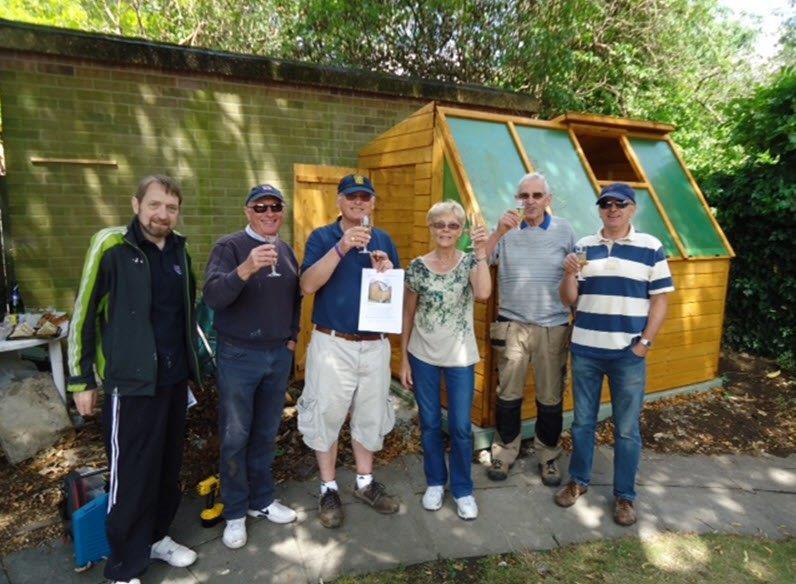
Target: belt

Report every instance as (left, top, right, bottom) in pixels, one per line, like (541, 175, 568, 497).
(315, 326, 385, 342)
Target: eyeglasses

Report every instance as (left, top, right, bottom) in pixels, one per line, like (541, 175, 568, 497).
(598, 199, 632, 210)
(343, 192, 374, 202)
(516, 191, 546, 201)
(430, 221, 462, 231)
(250, 202, 284, 213)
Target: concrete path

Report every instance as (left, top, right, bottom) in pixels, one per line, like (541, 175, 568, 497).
(2, 449, 794, 583)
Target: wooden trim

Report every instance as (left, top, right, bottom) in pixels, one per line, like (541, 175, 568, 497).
(620, 135, 688, 259)
(30, 157, 117, 166)
(664, 136, 736, 258)
(437, 105, 567, 129)
(553, 112, 675, 134)
(597, 180, 647, 189)
(436, 109, 481, 215)
(507, 122, 533, 172)
(567, 130, 601, 196)
(667, 255, 733, 262)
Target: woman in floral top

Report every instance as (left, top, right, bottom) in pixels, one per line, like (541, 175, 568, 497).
(400, 201, 491, 520)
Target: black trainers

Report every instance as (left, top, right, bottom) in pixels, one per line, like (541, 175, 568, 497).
(353, 481, 400, 514)
(318, 489, 343, 528)
(487, 459, 512, 481)
(539, 459, 562, 487)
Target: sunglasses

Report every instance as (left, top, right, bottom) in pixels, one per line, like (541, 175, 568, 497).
(430, 221, 462, 231)
(516, 191, 546, 201)
(250, 202, 284, 213)
(343, 192, 374, 202)
(598, 199, 632, 210)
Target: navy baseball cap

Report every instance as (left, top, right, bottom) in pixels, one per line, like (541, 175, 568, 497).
(246, 184, 284, 205)
(338, 174, 376, 197)
(596, 182, 636, 205)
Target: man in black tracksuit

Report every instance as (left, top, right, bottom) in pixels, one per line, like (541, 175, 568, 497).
(68, 175, 200, 584)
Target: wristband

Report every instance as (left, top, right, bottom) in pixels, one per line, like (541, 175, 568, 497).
(334, 242, 345, 259)
(476, 256, 487, 262)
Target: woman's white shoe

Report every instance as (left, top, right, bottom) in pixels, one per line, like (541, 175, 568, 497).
(422, 486, 444, 511)
(455, 495, 478, 520)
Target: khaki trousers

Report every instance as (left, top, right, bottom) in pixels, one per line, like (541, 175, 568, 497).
(490, 320, 570, 466)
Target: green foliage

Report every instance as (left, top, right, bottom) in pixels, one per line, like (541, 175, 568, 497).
(700, 67, 796, 369)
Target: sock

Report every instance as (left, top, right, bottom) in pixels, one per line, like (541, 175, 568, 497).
(320, 480, 338, 495)
(356, 474, 373, 490)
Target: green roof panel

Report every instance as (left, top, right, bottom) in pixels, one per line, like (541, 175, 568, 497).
(514, 125, 600, 239)
(632, 188, 680, 257)
(630, 138, 727, 257)
(445, 116, 526, 230)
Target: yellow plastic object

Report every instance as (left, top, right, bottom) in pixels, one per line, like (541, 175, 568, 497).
(196, 475, 224, 528)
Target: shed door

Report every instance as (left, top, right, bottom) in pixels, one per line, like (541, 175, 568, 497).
(292, 164, 370, 379)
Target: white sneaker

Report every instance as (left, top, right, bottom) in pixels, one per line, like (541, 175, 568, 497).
(422, 486, 444, 511)
(222, 517, 247, 549)
(455, 495, 478, 520)
(150, 535, 197, 567)
(111, 580, 141, 584)
(247, 500, 297, 524)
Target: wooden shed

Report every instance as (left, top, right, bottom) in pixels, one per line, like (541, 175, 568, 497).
(293, 101, 734, 429)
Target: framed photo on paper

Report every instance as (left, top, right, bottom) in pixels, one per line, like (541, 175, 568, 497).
(357, 268, 405, 334)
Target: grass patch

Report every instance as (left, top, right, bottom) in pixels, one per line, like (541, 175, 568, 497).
(334, 534, 795, 583)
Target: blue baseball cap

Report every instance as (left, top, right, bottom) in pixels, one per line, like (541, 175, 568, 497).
(596, 182, 635, 205)
(246, 184, 284, 205)
(338, 174, 376, 197)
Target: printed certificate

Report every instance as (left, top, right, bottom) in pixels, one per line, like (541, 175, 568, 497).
(358, 268, 405, 334)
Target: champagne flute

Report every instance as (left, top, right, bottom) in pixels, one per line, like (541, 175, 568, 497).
(359, 215, 372, 254)
(263, 235, 281, 278)
(514, 198, 525, 230)
(574, 244, 587, 280)
(468, 211, 485, 252)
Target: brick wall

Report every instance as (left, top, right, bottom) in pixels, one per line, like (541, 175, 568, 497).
(0, 53, 420, 308)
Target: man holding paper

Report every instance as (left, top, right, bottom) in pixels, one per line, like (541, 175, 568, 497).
(298, 174, 401, 529)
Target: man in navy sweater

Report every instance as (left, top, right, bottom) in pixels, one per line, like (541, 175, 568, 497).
(203, 184, 302, 549)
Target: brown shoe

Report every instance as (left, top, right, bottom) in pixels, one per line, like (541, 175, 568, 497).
(486, 459, 512, 481)
(318, 489, 344, 528)
(353, 481, 399, 514)
(613, 497, 636, 526)
(554, 481, 588, 507)
(539, 459, 562, 487)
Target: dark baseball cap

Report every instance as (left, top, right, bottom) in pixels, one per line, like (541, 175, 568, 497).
(596, 182, 636, 205)
(338, 174, 376, 196)
(246, 184, 284, 205)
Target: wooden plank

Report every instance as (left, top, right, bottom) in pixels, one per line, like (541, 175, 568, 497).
(621, 134, 688, 258)
(359, 128, 434, 157)
(665, 300, 725, 319)
(413, 195, 431, 211)
(672, 271, 729, 290)
(669, 258, 729, 276)
(416, 162, 433, 180)
(553, 112, 675, 134)
(359, 147, 431, 169)
(435, 112, 480, 214)
(657, 313, 724, 334)
(415, 178, 432, 194)
(656, 326, 722, 347)
(667, 285, 726, 304)
(665, 136, 735, 257)
(507, 121, 533, 172)
(438, 105, 567, 129)
(367, 112, 434, 144)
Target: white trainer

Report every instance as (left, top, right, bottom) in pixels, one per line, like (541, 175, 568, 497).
(455, 495, 478, 520)
(111, 580, 141, 584)
(247, 500, 297, 524)
(422, 486, 444, 511)
(222, 517, 247, 549)
(150, 535, 197, 567)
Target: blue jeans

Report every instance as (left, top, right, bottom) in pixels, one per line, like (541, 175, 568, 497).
(568, 350, 646, 501)
(409, 354, 474, 499)
(217, 340, 293, 519)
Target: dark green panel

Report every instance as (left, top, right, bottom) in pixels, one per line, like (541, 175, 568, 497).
(515, 125, 601, 239)
(446, 116, 526, 230)
(632, 189, 680, 257)
(630, 138, 728, 257)
(443, 158, 471, 251)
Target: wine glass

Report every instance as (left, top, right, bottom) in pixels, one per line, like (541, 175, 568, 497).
(359, 215, 372, 254)
(263, 235, 281, 277)
(574, 244, 587, 280)
(514, 198, 525, 229)
(468, 211, 485, 252)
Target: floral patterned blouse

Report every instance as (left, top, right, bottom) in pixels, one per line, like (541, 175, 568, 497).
(405, 252, 480, 367)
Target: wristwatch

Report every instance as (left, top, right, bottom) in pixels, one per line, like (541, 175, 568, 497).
(638, 337, 652, 348)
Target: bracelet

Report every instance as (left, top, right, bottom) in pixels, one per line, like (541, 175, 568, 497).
(333, 242, 345, 259)
(475, 255, 487, 262)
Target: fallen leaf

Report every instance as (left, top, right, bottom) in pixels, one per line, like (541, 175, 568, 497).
(766, 370, 781, 378)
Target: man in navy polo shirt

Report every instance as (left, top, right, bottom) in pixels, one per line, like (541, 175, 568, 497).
(298, 174, 401, 529)
(556, 182, 673, 527)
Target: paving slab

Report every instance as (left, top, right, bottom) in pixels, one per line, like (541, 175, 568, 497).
(0, 564, 10, 584)
(2, 540, 104, 584)
(746, 491, 796, 538)
(146, 560, 200, 583)
(477, 486, 558, 552)
(187, 523, 306, 583)
(170, 495, 224, 549)
(641, 485, 785, 538)
(719, 454, 796, 493)
(293, 497, 436, 582)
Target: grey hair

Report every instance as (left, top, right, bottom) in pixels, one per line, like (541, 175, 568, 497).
(517, 172, 551, 195)
(427, 200, 466, 225)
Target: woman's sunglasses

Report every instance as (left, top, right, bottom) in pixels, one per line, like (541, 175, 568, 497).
(430, 221, 462, 230)
(250, 202, 284, 213)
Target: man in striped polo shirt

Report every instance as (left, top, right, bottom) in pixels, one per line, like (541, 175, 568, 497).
(485, 172, 575, 486)
(556, 182, 674, 526)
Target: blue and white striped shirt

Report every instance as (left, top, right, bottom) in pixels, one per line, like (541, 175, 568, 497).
(571, 226, 674, 359)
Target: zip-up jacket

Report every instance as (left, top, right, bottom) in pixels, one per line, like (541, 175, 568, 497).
(67, 218, 200, 396)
